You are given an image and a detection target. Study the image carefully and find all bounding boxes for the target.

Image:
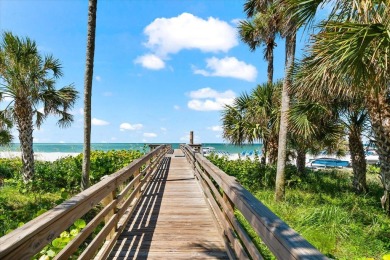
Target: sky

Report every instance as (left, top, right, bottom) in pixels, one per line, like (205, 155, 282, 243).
(0, 0, 314, 144)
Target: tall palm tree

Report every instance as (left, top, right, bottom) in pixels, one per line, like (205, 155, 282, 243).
(242, 0, 296, 201)
(0, 32, 78, 182)
(286, 0, 390, 210)
(82, 0, 98, 190)
(239, 4, 282, 84)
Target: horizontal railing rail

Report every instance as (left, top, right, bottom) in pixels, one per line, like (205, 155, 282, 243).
(181, 144, 327, 260)
(0, 144, 171, 260)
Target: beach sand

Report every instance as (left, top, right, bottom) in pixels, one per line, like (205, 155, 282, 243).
(0, 152, 80, 162)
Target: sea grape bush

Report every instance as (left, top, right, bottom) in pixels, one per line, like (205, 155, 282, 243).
(207, 154, 297, 191)
(34, 219, 86, 259)
(0, 150, 144, 193)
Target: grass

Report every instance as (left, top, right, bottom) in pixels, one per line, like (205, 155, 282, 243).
(0, 180, 63, 235)
(209, 155, 390, 259)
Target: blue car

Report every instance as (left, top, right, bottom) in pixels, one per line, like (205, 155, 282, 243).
(307, 158, 350, 169)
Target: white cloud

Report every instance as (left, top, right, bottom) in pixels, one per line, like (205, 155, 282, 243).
(103, 92, 113, 97)
(144, 13, 238, 56)
(134, 54, 165, 70)
(95, 76, 101, 81)
(120, 123, 143, 131)
(208, 125, 222, 131)
(174, 105, 180, 110)
(194, 56, 257, 82)
(92, 118, 109, 126)
(143, 132, 157, 138)
(161, 127, 167, 132)
(79, 108, 84, 115)
(187, 87, 235, 111)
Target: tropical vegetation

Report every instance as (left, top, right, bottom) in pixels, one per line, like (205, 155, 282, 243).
(209, 155, 390, 259)
(0, 32, 78, 183)
(232, 0, 390, 211)
(0, 149, 144, 237)
(282, 0, 390, 213)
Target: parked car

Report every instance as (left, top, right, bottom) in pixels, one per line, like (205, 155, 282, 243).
(365, 150, 379, 165)
(306, 157, 350, 169)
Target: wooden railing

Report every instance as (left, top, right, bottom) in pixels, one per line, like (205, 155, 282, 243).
(0, 144, 171, 260)
(181, 144, 327, 260)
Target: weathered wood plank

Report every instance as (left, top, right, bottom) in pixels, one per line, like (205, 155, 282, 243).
(180, 144, 327, 260)
(108, 149, 229, 259)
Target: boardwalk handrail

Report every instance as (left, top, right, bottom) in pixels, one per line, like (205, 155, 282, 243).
(0, 144, 171, 260)
(181, 144, 326, 260)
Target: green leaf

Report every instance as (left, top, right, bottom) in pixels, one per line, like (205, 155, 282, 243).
(60, 191, 68, 199)
(60, 231, 69, 238)
(73, 219, 86, 229)
(46, 249, 56, 257)
(70, 228, 79, 236)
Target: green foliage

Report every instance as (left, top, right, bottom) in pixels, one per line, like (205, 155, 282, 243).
(0, 158, 22, 179)
(34, 219, 86, 259)
(0, 149, 143, 237)
(367, 164, 380, 175)
(208, 156, 390, 259)
(0, 150, 144, 193)
(208, 154, 297, 191)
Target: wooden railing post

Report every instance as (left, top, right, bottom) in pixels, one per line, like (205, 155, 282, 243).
(101, 191, 116, 240)
(134, 168, 141, 198)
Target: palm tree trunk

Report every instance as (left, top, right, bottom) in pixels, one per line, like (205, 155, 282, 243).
(348, 125, 367, 193)
(82, 0, 97, 190)
(15, 102, 34, 183)
(366, 92, 390, 214)
(268, 134, 278, 164)
(261, 141, 267, 164)
(266, 38, 274, 85)
(296, 148, 306, 175)
(275, 29, 296, 201)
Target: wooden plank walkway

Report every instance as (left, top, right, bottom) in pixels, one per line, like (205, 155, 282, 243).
(108, 149, 229, 259)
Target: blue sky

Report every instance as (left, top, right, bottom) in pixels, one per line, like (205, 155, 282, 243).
(0, 0, 311, 144)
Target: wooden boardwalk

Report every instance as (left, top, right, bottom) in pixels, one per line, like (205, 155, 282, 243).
(108, 149, 229, 259)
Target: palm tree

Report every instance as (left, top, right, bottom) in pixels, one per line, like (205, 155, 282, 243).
(242, 0, 296, 201)
(285, 0, 390, 210)
(0, 32, 78, 182)
(238, 4, 282, 84)
(222, 82, 281, 164)
(82, 0, 98, 190)
(288, 101, 345, 174)
(290, 70, 370, 192)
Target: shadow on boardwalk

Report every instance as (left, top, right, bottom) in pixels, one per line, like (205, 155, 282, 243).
(110, 157, 170, 259)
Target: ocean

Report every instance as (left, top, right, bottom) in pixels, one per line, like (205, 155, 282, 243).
(0, 143, 263, 155)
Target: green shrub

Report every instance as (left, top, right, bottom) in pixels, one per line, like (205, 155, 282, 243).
(0, 158, 22, 179)
(367, 164, 380, 175)
(208, 154, 297, 191)
(6, 149, 145, 193)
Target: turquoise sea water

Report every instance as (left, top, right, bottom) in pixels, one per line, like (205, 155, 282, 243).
(0, 143, 263, 154)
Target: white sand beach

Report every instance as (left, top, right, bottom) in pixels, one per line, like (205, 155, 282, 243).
(0, 152, 80, 162)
